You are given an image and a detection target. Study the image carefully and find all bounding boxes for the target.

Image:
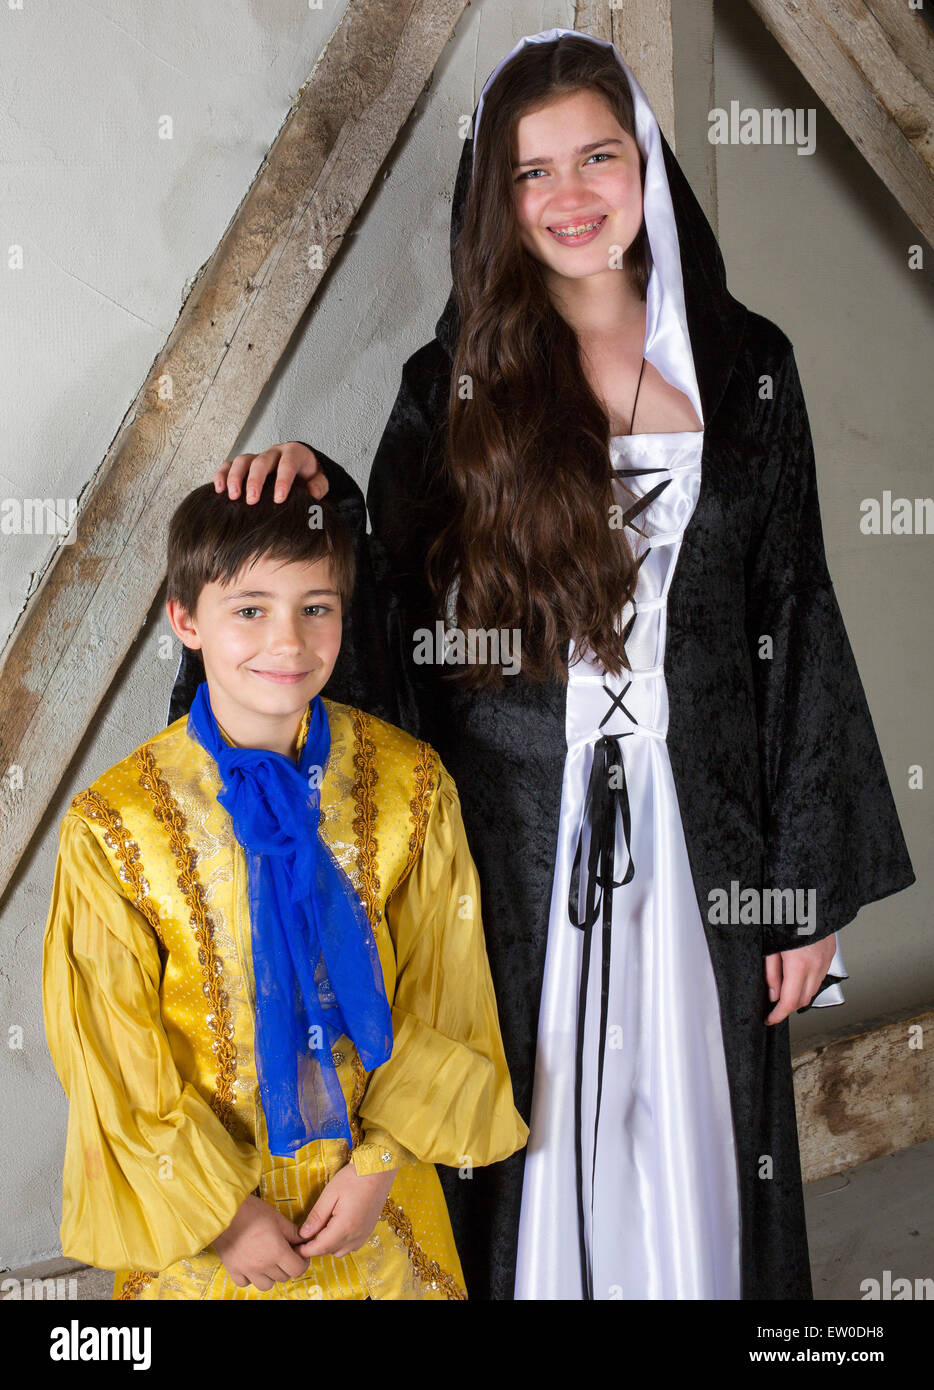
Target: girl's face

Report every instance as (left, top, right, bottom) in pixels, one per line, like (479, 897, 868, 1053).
(512, 88, 643, 285)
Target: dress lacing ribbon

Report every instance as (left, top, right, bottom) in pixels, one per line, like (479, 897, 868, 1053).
(565, 431, 675, 1298)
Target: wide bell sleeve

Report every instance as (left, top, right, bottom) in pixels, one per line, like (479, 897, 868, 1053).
(354, 761, 529, 1169)
(42, 813, 262, 1272)
(744, 330, 915, 959)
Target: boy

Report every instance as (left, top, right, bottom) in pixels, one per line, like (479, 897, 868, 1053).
(42, 476, 528, 1301)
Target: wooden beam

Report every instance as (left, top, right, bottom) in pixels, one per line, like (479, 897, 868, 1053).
(577, 0, 676, 148)
(579, 1, 721, 230)
(746, 0, 934, 247)
(574, 0, 614, 46)
(0, 0, 468, 900)
(671, 0, 718, 237)
(793, 1005, 934, 1183)
(612, 0, 676, 149)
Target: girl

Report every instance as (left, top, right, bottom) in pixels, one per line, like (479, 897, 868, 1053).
(171, 29, 914, 1300)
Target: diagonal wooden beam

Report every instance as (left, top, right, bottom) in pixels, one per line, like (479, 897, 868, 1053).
(746, 0, 934, 246)
(0, 0, 467, 900)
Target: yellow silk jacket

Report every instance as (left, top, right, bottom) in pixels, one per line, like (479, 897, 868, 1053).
(42, 698, 528, 1301)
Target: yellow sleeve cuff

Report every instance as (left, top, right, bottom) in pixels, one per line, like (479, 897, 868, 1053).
(350, 1128, 416, 1176)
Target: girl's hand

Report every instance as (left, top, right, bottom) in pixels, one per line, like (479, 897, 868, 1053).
(295, 1161, 398, 1259)
(764, 935, 838, 1025)
(214, 442, 329, 503)
(212, 1192, 310, 1291)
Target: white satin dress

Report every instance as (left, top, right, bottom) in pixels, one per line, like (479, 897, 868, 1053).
(513, 427, 848, 1301)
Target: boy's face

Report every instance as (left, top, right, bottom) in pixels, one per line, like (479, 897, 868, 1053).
(166, 552, 343, 750)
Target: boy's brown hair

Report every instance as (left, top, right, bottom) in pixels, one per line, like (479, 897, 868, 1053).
(166, 473, 355, 618)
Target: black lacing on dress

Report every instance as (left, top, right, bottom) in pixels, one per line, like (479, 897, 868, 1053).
(567, 356, 675, 1299)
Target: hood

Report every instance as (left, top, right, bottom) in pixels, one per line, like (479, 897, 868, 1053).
(433, 26, 748, 427)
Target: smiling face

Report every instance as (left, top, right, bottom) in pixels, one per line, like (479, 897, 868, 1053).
(166, 551, 343, 755)
(512, 87, 644, 289)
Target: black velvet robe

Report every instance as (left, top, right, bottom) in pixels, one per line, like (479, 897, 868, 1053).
(168, 117, 915, 1302)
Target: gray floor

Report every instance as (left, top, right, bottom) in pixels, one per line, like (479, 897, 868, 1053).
(804, 1138, 933, 1300)
(3, 1139, 931, 1299)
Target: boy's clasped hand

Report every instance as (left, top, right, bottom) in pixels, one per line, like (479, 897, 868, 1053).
(213, 1161, 398, 1292)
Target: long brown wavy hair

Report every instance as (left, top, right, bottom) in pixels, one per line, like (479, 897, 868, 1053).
(424, 35, 651, 689)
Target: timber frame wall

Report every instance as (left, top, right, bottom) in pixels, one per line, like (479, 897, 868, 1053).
(2, 0, 932, 1178)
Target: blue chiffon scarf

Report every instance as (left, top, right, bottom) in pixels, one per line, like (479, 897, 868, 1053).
(186, 681, 392, 1156)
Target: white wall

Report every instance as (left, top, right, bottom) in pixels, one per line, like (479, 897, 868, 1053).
(0, 0, 929, 1270)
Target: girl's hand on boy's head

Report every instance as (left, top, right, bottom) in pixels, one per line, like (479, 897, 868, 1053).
(763, 934, 839, 1025)
(215, 442, 329, 505)
(295, 1161, 397, 1260)
(212, 1192, 310, 1292)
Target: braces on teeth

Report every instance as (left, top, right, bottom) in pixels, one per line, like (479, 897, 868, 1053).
(551, 218, 604, 237)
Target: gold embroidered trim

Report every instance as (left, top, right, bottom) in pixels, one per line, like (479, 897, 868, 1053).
(381, 1197, 467, 1301)
(133, 744, 237, 1130)
(346, 717, 462, 1300)
(397, 741, 437, 890)
(348, 1052, 368, 1149)
(70, 790, 166, 949)
(116, 1270, 154, 1300)
(350, 709, 382, 929)
(295, 702, 311, 754)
